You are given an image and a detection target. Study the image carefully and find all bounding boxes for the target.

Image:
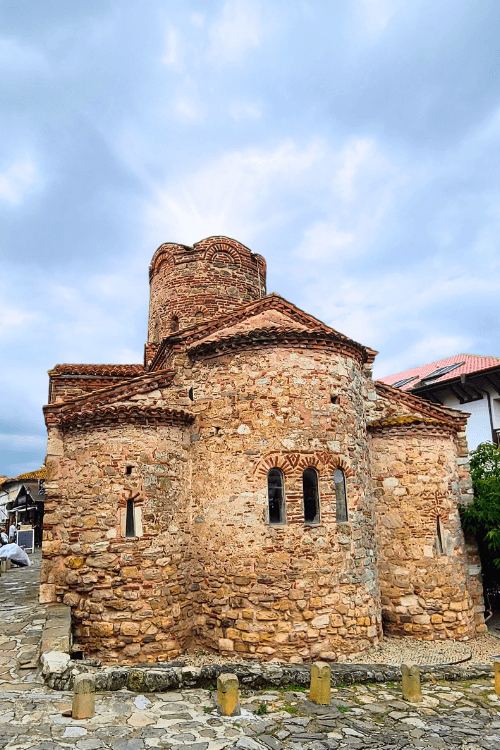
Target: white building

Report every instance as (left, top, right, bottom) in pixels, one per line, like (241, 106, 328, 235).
(379, 354, 500, 451)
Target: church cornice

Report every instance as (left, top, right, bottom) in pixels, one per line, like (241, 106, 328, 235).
(44, 370, 177, 429)
(46, 403, 194, 432)
(186, 326, 370, 363)
(373, 381, 468, 429)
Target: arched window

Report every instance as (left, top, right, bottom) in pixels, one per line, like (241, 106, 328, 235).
(126, 499, 135, 538)
(267, 468, 285, 524)
(170, 315, 179, 332)
(334, 468, 348, 522)
(303, 467, 320, 524)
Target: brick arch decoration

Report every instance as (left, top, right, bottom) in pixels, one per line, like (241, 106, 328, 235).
(204, 240, 242, 265)
(254, 451, 355, 479)
(192, 305, 208, 321)
(149, 246, 175, 278)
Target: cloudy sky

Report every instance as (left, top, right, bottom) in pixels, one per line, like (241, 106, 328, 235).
(1, 0, 499, 476)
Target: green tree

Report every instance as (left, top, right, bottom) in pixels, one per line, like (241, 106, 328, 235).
(461, 442, 500, 568)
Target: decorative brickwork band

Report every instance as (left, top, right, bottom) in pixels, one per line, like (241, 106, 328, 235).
(254, 451, 355, 479)
(47, 404, 194, 432)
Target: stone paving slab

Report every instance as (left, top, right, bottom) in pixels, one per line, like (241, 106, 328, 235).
(1, 680, 500, 749)
(0, 550, 48, 688)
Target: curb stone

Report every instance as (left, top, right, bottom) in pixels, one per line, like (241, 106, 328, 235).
(43, 659, 494, 692)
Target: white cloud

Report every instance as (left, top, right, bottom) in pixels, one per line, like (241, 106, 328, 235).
(293, 137, 404, 261)
(0, 156, 41, 206)
(0, 434, 46, 452)
(356, 0, 402, 35)
(173, 97, 199, 119)
(0, 301, 37, 337)
(295, 221, 355, 261)
(0, 38, 47, 72)
(208, 0, 264, 62)
(228, 100, 262, 120)
(144, 138, 324, 245)
(299, 266, 497, 378)
(190, 12, 205, 28)
(162, 27, 182, 68)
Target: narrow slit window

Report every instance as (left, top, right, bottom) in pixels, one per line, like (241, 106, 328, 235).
(303, 467, 320, 524)
(334, 468, 348, 522)
(170, 315, 179, 332)
(126, 500, 135, 538)
(436, 516, 444, 555)
(267, 468, 285, 524)
(125, 465, 133, 475)
(188, 387, 194, 401)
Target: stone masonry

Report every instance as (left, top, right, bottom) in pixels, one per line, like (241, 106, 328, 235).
(41, 236, 485, 664)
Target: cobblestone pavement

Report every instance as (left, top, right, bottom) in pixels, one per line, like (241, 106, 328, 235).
(1, 679, 500, 749)
(0, 551, 48, 688)
(3, 556, 500, 748)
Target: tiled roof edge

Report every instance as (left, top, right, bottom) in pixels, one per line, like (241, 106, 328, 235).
(374, 381, 468, 427)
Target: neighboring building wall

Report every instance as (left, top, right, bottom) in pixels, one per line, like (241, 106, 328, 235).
(439, 390, 496, 451)
(369, 421, 481, 639)
(41, 420, 193, 663)
(171, 345, 382, 662)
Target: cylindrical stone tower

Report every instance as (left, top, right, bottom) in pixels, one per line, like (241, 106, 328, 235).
(148, 236, 267, 341)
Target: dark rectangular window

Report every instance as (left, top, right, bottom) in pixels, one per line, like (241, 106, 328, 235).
(126, 500, 135, 538)
(334, 468, 348, 522)
(436, 516, 444, 555)
(303, 468, 320, 524)
(267, 468, 285, 524)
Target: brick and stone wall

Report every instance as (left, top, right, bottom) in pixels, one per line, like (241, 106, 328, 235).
(42, 235, 484, 664)
(41, 419, 194, 662)
(169, 344, 382, 663)
(48, 365, 145, 403)
(369, 420, 482, 639)
(148, 236, 266, 340)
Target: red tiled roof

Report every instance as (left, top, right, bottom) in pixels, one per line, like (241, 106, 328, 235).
(378, 354, 500, 391)
(0, 467, 46, 488)
(49, 364, 144, 377)
(149, 293, 377, 370)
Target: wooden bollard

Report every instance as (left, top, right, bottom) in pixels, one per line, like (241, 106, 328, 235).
(309, 661, 331, 705)
(72, 673, 96, 719)
(494, 660, 500, 695)
(0, 559, 6, 574)
(401, 662, 422, 703)
(5, 558, 11, 570)
(217, 673, 241, 716)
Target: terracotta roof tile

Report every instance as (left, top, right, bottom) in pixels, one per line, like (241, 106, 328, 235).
(378, 354, 500, 390)
(49, 364, 144, 377)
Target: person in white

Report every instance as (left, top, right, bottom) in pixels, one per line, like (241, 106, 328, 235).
(8, 522, 17, 543)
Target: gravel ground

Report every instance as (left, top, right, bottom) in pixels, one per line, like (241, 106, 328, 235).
(173, 631, 500, 670)
(344, 632, 500, 666)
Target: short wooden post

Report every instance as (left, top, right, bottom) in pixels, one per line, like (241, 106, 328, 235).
(5, 559, 11, 570)
(72, 673, 95, 719)
(494, 660, 500, 695)
(309, 661, 331, 705)
(217, 673, 241, 716)
(0, 559, 6, 573)
(401, 662, 422, 703)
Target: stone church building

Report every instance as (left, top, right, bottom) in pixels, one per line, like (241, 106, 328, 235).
(41, 236, 485, 664)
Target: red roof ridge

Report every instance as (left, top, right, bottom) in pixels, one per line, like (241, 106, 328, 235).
(377, 353, 500, 390)
(44, 369, 176, 426)
(149, 293, 377, 370)
(374, 381, 468, 427)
